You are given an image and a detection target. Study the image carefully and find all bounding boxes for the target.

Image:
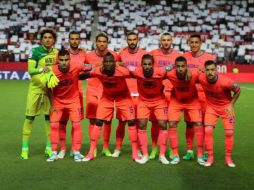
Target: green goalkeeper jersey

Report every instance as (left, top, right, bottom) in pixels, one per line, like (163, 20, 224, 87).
(28, 45, 58, 94)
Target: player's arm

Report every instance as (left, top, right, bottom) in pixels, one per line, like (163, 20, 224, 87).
(28, 59, 50, 75)
(226, 82, 241, 115)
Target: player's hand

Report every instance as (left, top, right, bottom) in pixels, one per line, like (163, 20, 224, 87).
(95, 62, 102, 67)
(116, 61, 124, 66)
(226, 104, 234, 116)
(83, 64, 92, 71)
(185, 69, 192, 81)
(45, 70, 59, 88)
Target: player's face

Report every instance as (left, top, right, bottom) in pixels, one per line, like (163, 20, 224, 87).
(160, 35, 172, 50)
(189, 37, 201, 53)
(103, 56, 115, 72)
(69, 34, 80, 50)
(127, 34, 138, 49)
(41, 33, 55, 49)
(96, 37, 108, 52)
(175, 61, 187, 79)
(58, 55, 70, 73)
(205, 64, 217, 82)
(142, 59, 153, 75)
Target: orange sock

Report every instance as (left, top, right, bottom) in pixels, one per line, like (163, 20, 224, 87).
(205, 127, 214, 163)
(168, 128, 179, 156)
(103, 122, 111, 149)
(159, 130, 168, 157)
(88, 125, 102, 156)
(88, 124, 94, 141)
(225, 129, 234, 163)
(186, 126, 194, 150)
(59, 121, 67, 151)
(72, 121, 82, 152)
(151, 122, 159, 148)
(116, 121, 126, 150)
(194, 125, 204, 157)
(50, 122, 59, 151)
(138, 129, 148, 156)
(128, 126, 138, 159)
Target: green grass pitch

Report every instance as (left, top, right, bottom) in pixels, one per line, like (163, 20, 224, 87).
(0, 80, 253, 190)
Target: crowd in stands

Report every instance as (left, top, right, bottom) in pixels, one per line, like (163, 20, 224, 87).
(0, 0, 253, 64)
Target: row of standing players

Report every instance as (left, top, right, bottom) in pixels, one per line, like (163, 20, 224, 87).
(21, 29, 240, 167)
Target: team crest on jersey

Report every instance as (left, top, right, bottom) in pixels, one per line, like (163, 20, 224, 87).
(45, 57, 55, 66)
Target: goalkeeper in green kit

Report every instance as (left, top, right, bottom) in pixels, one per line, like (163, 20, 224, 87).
(21, 28, 58, 159)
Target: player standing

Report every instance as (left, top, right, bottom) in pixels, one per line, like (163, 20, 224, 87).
(167, 56, 204, 165)
(20, 28, 58, 159)
(199, 60, 240, 167)
(130, 54, 170, 164)
(112, 31, 146, 157)
(46, 49, 91, 162)
(183, 34, 216, 161)
(85, 32, 119, 157)
(57, 31, 86, 159)
(149, 32, 182, 159)
(80, 52, 139, 162)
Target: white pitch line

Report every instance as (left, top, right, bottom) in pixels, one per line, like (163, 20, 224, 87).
(241, 86, 254, 91)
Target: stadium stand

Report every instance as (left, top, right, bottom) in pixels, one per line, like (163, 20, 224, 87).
(0, 0, 253, 64)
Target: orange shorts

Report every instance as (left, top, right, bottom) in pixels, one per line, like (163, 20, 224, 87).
(116, 95, 138, 120)
(96, 95, 135, 121)
(137, 98, 168, 120)
(184, 93, 206, 122)
(85, 84, 102, 119)
(51, 106, 82, 122)
(204, 105, 235, 130)
(169, 98, 202, 122)
(61, 86, 84, 121)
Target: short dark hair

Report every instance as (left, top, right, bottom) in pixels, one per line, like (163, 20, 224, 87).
(126, 31, 138, 37)
(175, 56, 187, 64)
(58, 48, 69, 57)
(205, 60, 217, 67)
(103, 52, 114, 61)
(40, 28, 57, 40)
(142, 54, 154, 64)
(160, 32, 172, 38)
(189, 33, 201, 41)
(69, 31, 80, 38)
(96, 32, 108, 42)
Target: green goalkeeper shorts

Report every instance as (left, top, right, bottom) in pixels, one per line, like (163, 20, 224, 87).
(25, 92, 51, 116)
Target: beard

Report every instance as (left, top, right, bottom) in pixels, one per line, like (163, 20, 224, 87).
(70, 45, 79, 50)
(143, 68, 153, 78)
(59, 66, 69, 73)
(103, 67, 115, 76)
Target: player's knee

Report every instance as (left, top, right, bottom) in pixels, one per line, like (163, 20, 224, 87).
(193, 122, 202, 126)
(158, 120, 167, 130)
(186, 121, 193, 127)
(225, 129, 234, 137)
(138, 120, 147, 130)
(96, 119, 104, 126)
(168, 121, 177, 128)
(44, 115, 50, 121)
(127, 120, 135, 126)
(25, 115, 35, 121)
